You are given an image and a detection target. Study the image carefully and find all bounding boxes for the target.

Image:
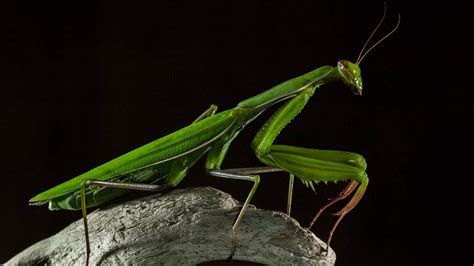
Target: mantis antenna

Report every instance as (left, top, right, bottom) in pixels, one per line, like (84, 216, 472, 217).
(356, 3, 401, 65)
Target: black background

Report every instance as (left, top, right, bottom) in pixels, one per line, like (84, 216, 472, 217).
(1, 1, 472, 265)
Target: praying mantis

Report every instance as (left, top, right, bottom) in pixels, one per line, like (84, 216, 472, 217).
(29, 6, 399, 265)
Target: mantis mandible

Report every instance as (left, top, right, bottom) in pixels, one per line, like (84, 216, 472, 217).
(30, 7, 399, 264)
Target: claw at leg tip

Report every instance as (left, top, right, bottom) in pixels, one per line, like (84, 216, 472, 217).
(227, 247, 235, 261)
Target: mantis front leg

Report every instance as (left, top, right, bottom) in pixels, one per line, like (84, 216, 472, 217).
(250, 86, 369, 250)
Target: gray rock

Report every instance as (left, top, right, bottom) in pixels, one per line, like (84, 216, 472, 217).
(6, 187, 335, 265)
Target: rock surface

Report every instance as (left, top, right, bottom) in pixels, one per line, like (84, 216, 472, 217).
(6, 187, 335, 265)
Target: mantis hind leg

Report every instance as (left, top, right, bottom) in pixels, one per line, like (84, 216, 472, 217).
(80, 180, 170, 265)
(79, 104, 218, 265)
(192, 104, 218, 123)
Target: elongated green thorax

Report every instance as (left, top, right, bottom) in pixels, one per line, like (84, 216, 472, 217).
(238, 61, 363, 111)
(237, 66, 337, 109)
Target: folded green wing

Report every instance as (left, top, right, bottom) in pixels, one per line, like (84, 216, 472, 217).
(30, 110, 234, 202)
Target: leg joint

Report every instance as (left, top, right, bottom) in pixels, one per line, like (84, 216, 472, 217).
(253, 174, 260, 185)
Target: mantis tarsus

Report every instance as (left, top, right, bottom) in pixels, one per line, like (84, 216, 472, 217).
(30, 7, 399, 264)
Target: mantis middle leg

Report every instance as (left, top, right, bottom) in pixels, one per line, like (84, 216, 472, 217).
(208, 167, 283, 258)
(204, 129, 286, 258)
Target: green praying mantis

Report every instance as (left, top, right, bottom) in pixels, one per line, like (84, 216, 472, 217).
(29, 7, 399, 264)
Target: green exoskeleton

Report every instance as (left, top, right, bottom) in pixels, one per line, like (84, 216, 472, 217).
(30, 7, 399, 264)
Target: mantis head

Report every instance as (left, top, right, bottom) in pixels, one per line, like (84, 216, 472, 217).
(337, 4, 399, 96)
(337, 60, 363, 96)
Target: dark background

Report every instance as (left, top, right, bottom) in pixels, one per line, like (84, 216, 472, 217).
(1, 1, 472, 265)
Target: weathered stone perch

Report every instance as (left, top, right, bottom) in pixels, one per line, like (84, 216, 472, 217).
(6, 187, 335, 265)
